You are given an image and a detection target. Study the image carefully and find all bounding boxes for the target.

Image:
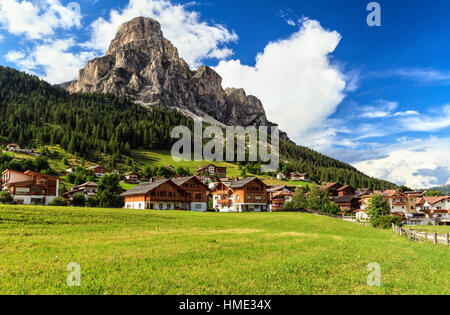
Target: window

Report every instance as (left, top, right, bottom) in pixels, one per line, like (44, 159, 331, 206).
(195, 204, 202, 209)
(195, 194, 201, 200)
(255, 196, 262, 201)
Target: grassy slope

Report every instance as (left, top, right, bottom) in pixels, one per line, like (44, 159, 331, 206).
(409, 225, 450, 234)
(0, 205, 448, 295)
(2, 146, 313, 188)
(130, 149, 244, 178)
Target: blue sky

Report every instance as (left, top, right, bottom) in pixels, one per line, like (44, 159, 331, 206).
(1, 0, 450, 188)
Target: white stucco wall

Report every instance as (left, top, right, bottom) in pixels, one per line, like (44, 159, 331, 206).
(190, 202, 207, 212)
(14, 195, 56, 206)
(124, 201, 146, 210)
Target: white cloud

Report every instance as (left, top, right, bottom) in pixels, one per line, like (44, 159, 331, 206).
(85, 0, 238, 67)
(360, 100, 419, 119)
(0, 0, 81, 40)
(398, 105, 450, 132)
(354, 137, 450, 188)
(391, 68, 450, 84)
(214, 19, 347, 147)
(5, 50, 25, 62)
(9, 39, 96, 84)
(360, 100, 398, 118)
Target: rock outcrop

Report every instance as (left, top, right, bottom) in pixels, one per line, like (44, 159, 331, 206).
(66, 17, 280, 131)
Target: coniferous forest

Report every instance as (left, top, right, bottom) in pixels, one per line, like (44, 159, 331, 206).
(0, 66, 395, 189)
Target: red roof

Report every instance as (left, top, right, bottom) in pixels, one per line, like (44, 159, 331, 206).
(423, 196, 449, 205)
(321, 182, 341, 190)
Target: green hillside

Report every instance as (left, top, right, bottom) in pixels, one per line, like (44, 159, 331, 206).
(0, 66, 395, 189)
(432, 184, 450, 195)
(0, 205, 448, 295)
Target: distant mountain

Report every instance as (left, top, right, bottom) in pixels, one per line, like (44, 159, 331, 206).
(431, 184, 450, 195)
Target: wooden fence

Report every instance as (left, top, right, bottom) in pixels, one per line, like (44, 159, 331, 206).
(392, 224, 450, 246)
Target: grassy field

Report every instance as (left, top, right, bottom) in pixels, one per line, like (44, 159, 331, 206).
(131, 149, 251, 178)
(0, 205, 448, 295)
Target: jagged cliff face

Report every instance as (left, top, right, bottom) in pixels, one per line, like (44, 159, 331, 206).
(66, 17, 273, 128)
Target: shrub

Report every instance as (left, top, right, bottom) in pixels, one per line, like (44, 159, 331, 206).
(71, 193, 86, 207)
(0, 191, 14, 204)
(86, 196, 99, 208)
(371, 215, 403, 229)
(366, 195, 391, 221)
(284, 201, 294, 210)
(322, 201, 340, 215)
(49, 196, 68, 207)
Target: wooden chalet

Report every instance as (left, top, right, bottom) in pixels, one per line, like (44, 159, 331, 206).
(211, 177, 269, 212)
(1, 169, 60, 205)
(172, 176, 209, 211)
(121, 179, 190, 210)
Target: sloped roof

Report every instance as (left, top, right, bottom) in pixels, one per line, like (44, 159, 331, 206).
(171, 176, 195, 186)
(335, 196, 360, 203)
(321, 182, 342, 190)
(80, 181, 98, 187)
(88, 165, 102, 169)
(375, 190, 405, 197)
(223, 177, 265, 189)
(120, 179, 170, 197)
(272, 191, 294, 198)
(172, 176, 208, 189)
(337, 185, 354, 191)
(423, 196, 449, 205)
(416, 197, 425, 205)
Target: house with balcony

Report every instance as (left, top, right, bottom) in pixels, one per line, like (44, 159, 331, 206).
(172, 176, 209, 212)
(1, 169, 60, 205)
(63, 182, 98, 204)
(337, 185, 356, 197)
(276, 172, 290, 180)
(120, 179, 190, 210)
(194, 165, 227, 178)
(211, 177, 269, 212)
(361, 190, 417, 215)
(270, 191, 294, 211)
(290, 172, 309, 181)
(335, 195, 360, 213)
(87, 165, 107, 178)
(320, 182, 343, 200)
(6, 143, 34, 154)
(417, 196, 450, 212)
(124, 172, 140, 184)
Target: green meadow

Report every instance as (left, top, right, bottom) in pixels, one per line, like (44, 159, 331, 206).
(409, 225, 450, 234)
(0, 205, 448, 295)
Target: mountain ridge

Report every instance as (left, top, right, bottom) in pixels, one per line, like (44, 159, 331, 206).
(64, 16, 282, 134)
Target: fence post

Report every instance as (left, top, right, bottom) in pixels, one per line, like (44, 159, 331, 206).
(446, 233, 449, 246)
(434, 233, 438, 245)
(424, 232, 428, 243)
(392, 223, 395, 233)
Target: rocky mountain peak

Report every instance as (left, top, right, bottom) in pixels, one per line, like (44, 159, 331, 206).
(65, 17, 285, 137)
(107, 17, 163, 55)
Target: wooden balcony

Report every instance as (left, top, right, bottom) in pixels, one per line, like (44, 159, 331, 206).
(218, 199, 232, 206)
